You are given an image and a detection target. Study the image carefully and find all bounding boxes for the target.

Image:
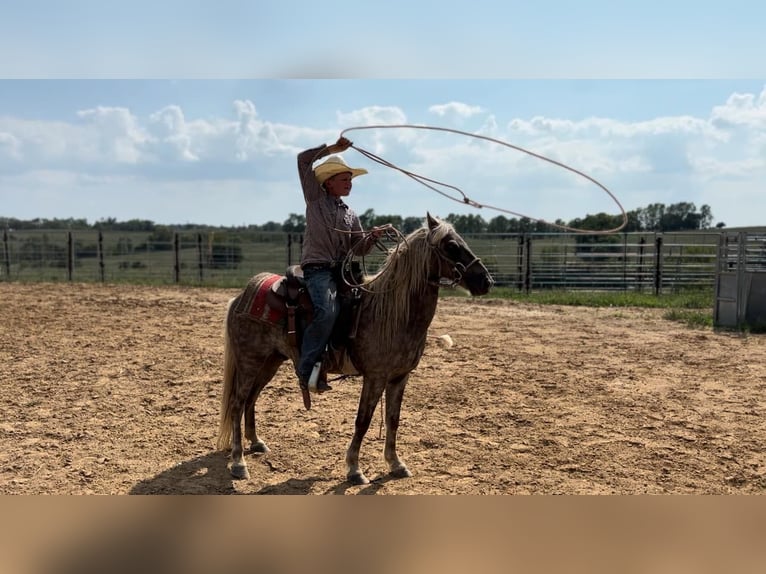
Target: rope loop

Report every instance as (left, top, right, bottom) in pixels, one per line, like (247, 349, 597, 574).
(339, 124, 628, 235)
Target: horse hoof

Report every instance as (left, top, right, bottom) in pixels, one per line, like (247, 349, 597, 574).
(347, 472, 370, 486)
(250, 441, 270, 454)
(230, 462, 250, 480)
(390, 466, 412, 479)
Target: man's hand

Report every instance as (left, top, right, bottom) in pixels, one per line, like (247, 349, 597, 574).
(369, 224, 393, 239)
(328, 136, 353, 154)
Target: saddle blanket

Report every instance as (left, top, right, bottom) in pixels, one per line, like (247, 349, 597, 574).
(243, 273, 284, 324)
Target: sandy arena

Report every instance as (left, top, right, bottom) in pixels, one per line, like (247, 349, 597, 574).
(1, 282, 764, 494)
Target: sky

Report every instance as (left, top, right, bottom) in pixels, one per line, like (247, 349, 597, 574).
(0, 1, 764, 229)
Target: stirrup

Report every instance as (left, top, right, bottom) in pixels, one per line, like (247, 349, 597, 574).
(307, 361, 322, 393)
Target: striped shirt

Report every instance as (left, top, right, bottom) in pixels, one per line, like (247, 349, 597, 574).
(297, 144, 373, 267)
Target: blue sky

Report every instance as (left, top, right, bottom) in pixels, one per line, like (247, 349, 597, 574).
(0, 2, 764, 229)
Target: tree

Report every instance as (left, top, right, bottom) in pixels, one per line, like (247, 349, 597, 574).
(261, 221, 282, 232)
(487, 215, 510, 233)
(281, 213, 306, 232)
(402, 216, 424, 233)
(358, 208, 376, 230)
(369, 214, 403, 229)
(445, 213, 488, 233)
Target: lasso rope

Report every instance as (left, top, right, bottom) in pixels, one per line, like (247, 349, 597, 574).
(340, 124, 628, 235)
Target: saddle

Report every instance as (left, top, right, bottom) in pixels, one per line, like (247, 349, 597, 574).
(268, 264, 363, 356)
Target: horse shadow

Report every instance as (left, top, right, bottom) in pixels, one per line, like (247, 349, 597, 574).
(129, 451, 394, 495)
(129, 451, 237, 494)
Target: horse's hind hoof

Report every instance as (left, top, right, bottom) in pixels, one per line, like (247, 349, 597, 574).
(230, 462, 250, 480)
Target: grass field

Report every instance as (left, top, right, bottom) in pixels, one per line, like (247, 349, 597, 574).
(444, 286, 716, 329)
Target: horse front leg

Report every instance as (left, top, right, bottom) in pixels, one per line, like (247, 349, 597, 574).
(384, 373, 412, 479)
(346, 377, 386, 486)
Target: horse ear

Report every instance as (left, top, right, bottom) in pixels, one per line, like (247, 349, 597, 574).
(426, 212, 439, 230)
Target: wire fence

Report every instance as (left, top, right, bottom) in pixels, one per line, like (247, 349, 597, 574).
(1, 228, 724, 292)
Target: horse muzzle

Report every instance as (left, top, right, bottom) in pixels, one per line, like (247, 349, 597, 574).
(464, 266, 494, 296)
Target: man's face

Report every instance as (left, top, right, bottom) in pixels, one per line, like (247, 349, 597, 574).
(324, 172, 353, 197)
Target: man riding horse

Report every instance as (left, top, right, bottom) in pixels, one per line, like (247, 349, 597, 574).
(296, 137, 385, 403)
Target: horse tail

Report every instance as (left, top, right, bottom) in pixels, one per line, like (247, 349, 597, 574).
(216, 297, 237, 450)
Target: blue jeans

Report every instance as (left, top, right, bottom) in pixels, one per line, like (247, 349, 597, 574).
(297, 267, 339, 382)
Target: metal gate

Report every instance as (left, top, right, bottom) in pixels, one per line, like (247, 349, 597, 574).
(714, 232, 766, 329)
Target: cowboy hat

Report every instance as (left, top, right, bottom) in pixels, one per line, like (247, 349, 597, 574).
(314, 155, 368, 185)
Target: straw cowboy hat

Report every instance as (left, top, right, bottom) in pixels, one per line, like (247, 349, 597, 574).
(314, 155, 368, 185)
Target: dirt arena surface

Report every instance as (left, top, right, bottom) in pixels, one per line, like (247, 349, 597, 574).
(1, 281, 764, 495)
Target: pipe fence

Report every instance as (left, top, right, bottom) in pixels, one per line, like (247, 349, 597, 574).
(1, 228, 721, 292)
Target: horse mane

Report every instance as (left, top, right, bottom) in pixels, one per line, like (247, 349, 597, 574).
(364, 221, 454, 342)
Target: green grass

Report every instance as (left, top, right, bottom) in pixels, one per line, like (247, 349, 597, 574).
(448, 286, 713, 309)
(661, 309, 714, 329)
(443, 286, 715, 329)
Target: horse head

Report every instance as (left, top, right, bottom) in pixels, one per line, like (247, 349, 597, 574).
(426, 212, 494, 296)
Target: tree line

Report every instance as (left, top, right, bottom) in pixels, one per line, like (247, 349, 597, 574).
(1, 201, 720, 236)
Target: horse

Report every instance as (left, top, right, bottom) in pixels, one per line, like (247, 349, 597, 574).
(216, 213, 494, 485)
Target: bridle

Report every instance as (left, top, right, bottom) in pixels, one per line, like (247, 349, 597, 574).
(429, 239, 484, 288)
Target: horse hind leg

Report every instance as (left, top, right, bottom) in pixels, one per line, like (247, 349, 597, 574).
(244, 355, 283, 454)
(228, 377, 250, 480)
(383, 374, 412, 479)
(229, 354, 283, 480)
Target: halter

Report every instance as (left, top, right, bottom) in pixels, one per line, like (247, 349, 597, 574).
(429, 238, 484, 288)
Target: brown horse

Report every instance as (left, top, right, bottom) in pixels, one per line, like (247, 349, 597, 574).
(216, 213, 493, 485)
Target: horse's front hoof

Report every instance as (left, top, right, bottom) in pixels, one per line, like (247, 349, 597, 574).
(250, 440, 270, 454)
(347, 471, 370, 486)
(390, 465, 412, 479)
(230, 462, 250, 480)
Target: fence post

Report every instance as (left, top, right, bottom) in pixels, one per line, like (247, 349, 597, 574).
(98, 231, 105, 283)
(67, 231, 74, 281)
(622, 233, 628, 291)
(287, 233, 293, 267)
(654, 235, 664, 295)
(524, 234, 532, 293)
(2, 229, 10, 279)
(517, 234, 525, 291)
(173, 233, 180, 284)
(637, 237, 646, 292)
(197, 233, 204, 283)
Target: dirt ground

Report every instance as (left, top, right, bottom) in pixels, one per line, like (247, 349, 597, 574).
(1, 281, 764, 495)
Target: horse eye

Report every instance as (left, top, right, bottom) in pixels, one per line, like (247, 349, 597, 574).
(445, 240, 462, 257)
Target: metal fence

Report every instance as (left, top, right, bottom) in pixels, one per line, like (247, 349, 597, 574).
(462, 231, 719, 293)
(1, 228, 722, 292)
(714, 231, 766, 328)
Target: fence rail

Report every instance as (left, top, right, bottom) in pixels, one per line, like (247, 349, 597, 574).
(1, 228, 723, 292)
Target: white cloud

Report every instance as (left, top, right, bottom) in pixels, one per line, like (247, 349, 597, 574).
(0, 131, 22, 160)
(2, 86, 766, 227)
(429, 102, 484, 118)
(75, 106, 151, 164)
(148, 105, 198, 162)
(710, 87, 766, 128)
